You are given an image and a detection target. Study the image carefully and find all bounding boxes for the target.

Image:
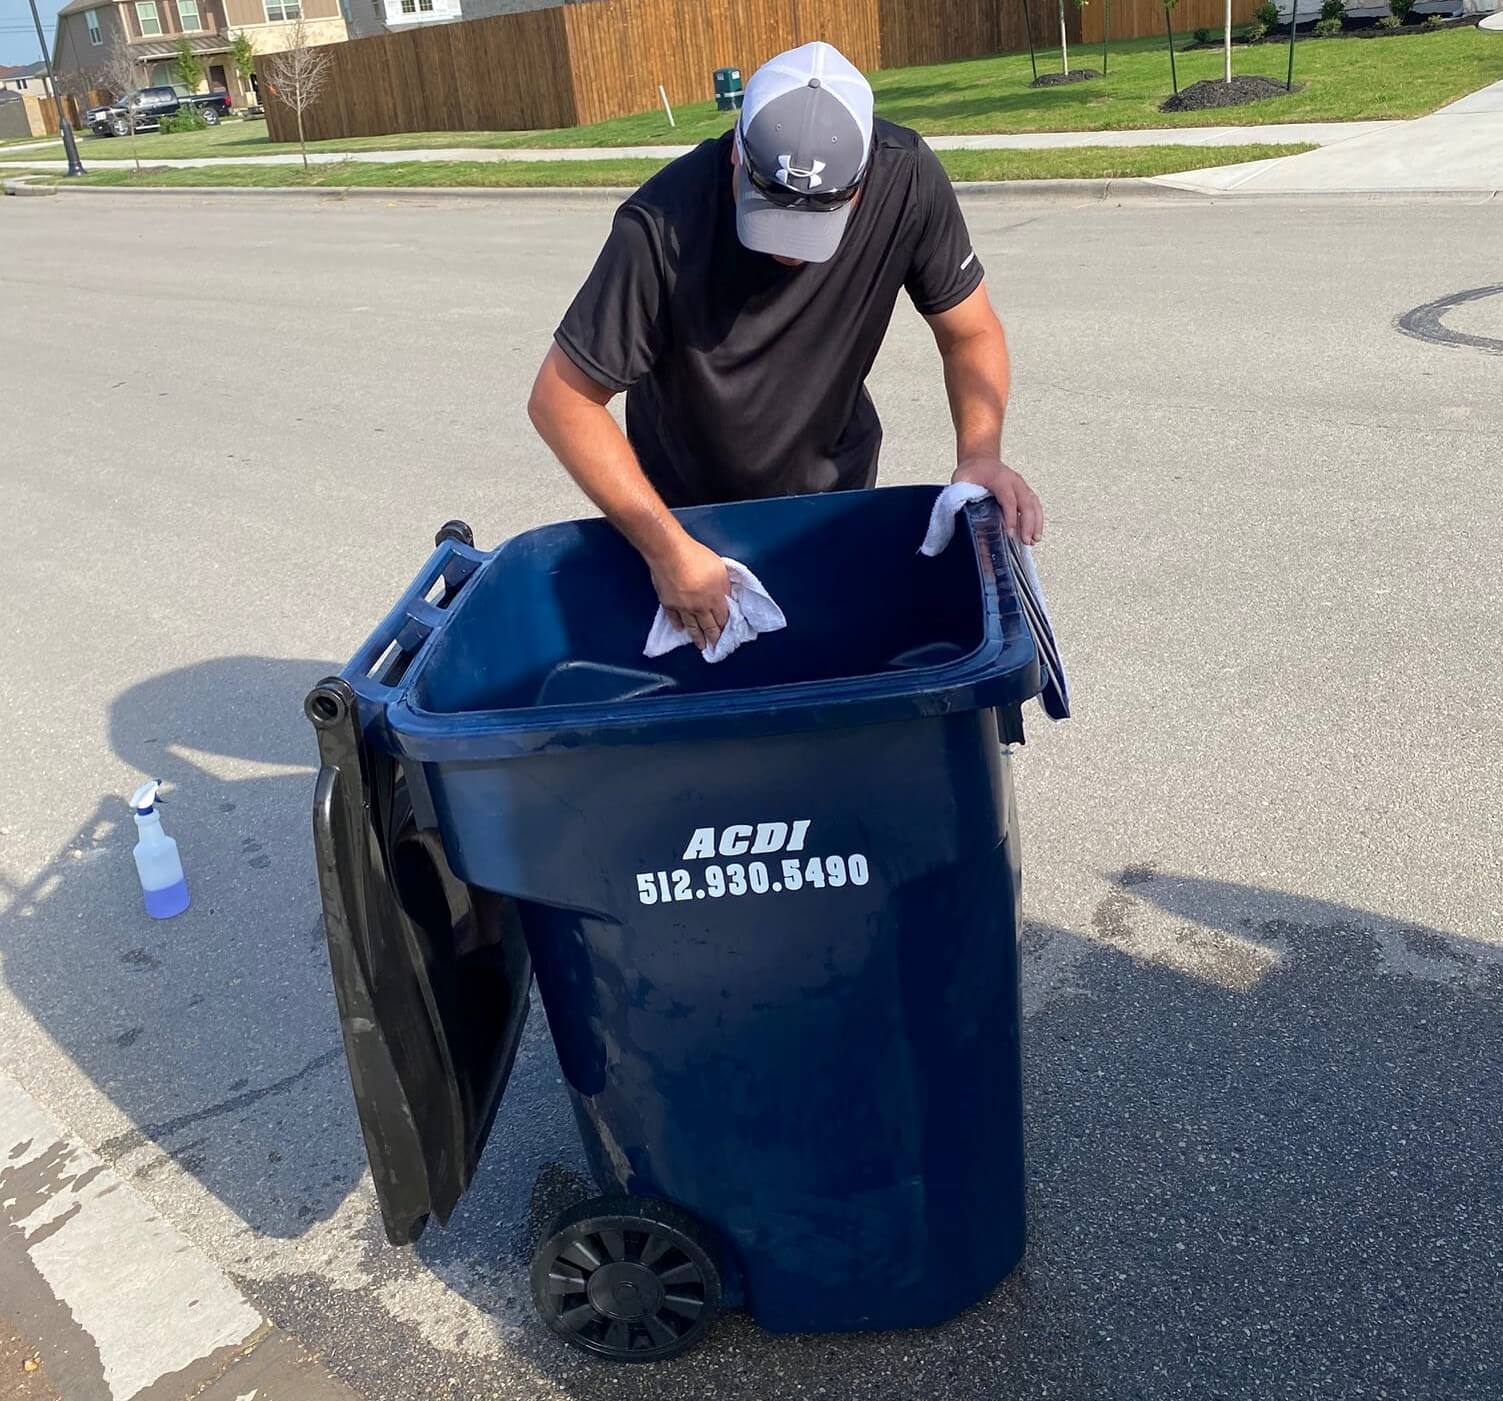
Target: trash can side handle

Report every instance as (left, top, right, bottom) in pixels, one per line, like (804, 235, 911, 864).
(342, 526, 486, 703)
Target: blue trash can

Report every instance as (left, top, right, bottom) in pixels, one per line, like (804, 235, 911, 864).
(306, 485, 1055, 1362)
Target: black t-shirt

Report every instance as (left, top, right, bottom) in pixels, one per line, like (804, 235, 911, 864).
(554, 119, 983, 507)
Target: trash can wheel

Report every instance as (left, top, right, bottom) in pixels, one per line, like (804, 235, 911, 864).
(530, 1196, 722, 1362)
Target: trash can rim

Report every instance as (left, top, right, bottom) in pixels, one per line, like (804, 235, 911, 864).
(347, 486, 1042, 760)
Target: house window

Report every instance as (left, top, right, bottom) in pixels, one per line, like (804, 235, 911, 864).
(399, 0, 434, 13)
(264, 0, 302, 18)
(86, 8, 102, 43)
(135, 1, 162, 37)
(177, 0, 200, 29)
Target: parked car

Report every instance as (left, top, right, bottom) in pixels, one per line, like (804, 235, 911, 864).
(85, 85, 232, 137)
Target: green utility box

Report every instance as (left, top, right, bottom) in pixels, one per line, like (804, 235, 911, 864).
(714, 66, 744, 111)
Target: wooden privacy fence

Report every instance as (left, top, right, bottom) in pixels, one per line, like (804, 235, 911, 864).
(264, 0, 1234, 144)
(0, 89, 113, 139)
(48, 90, 114, 130)
(1078, 0, 1262, 44)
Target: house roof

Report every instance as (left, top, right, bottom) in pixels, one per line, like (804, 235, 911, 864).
(55, 0, 103, 18)
(0, 61, 48, 79)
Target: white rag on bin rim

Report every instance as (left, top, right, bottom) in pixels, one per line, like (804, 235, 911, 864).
(643, 558, 788, 665)
(920, 480, 1070, 720)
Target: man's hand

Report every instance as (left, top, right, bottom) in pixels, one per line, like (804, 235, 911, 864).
(649, 535, 731, 651)
(954, 456, 1044, 546)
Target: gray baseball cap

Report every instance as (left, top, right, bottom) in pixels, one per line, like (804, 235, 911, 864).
(734, 41, 875, 265)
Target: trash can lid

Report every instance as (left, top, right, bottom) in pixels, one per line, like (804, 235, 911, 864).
(349, 487, 1046, 761)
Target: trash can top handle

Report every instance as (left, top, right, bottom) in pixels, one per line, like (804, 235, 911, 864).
(339, 523, 485, 703)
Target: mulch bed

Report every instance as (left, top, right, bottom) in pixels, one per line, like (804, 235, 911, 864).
(1160, 75, 1298, 111)
(1029, 69, 1102, 88)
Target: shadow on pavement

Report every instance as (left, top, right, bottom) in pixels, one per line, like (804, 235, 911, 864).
(389, 874, 1502, 1401)
(0, 657, 368, 1239)
(6, 678, 1502, 1400)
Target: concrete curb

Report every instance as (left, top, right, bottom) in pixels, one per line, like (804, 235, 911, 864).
(953, 177, 1201, 202)
(9, 181, 642, 202)
(2, 175, 58, 197)
(0, 1071, 363, 1400)
(11, 177, 1500, 205)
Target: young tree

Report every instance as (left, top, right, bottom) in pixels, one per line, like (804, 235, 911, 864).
(263, 18, 331, 170)
(1021, 0, 1039, 82)
(1223, 0, 1233, 81)
(1057, 0, 1072, 74)
(55, 64, 99, 127)
(1163, 0, 1181, 95)
(173, 37, 204, 93)
(1287, 0, 1307, 89)
(230, 30, 257, 105)
(99, 37, 144, 171)
(1101, 0, 1111, 76)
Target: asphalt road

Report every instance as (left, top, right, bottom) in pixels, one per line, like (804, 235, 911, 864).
(2, 190, 1501, 1401)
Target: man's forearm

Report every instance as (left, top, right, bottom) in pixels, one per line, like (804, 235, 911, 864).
(925, 288, 1039, 542)
(940, 320, 1010, 463)
(528, 346, 686, 568)
(528, 344, 733, 645)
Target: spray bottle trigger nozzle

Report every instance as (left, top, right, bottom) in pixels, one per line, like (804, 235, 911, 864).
(130, 779, 165, 815)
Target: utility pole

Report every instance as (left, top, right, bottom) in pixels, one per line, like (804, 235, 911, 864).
(25, 0, 86, 176)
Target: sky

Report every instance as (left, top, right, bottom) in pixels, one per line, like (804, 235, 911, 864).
(0, 0, 68, 69)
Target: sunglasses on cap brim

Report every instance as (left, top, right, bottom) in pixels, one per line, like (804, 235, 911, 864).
(735, 125, 872, 212)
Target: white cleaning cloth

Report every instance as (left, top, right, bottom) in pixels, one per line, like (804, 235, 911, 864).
(919, 481, 993, 557)
(919, 480, 1071, 719)
(643, 557, 787, 665)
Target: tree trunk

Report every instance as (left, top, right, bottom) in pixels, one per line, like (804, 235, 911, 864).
(297, 103, 308, 171)
(1059, 0, 1070, 74)
(1225, 0, 1233, 80)
(1023, 0, 1039, 82)
(129, 116, 140, 172)
(1103, 0, 1110, 76)
(1165, 7, 1179, 94)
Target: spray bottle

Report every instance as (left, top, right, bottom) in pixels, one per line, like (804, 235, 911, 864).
(130, 780, 190, 919)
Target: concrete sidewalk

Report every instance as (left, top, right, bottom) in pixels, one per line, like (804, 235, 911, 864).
(0, 120, 1390, 173)
(1154, 79, 1503, 194)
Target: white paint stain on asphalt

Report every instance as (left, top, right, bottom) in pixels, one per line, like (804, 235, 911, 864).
(1, 1072, 264, 1401)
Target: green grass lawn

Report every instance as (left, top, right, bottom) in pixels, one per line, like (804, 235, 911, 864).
(1, 26, 1494, 165)
(0, 143, 1312, 191)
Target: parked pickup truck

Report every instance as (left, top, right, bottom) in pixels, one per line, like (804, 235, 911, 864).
(85, 85, 232, 137)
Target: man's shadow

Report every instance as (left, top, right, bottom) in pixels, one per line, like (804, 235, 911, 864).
(407, 873, 1503, 1400)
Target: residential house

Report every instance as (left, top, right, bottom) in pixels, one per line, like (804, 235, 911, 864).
(0, 61, 51, 97)
(51, 0, 348, 111)
(341, 0, 585, 42)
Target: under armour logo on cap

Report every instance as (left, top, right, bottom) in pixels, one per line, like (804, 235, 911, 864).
(776, 155, 826, 190)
